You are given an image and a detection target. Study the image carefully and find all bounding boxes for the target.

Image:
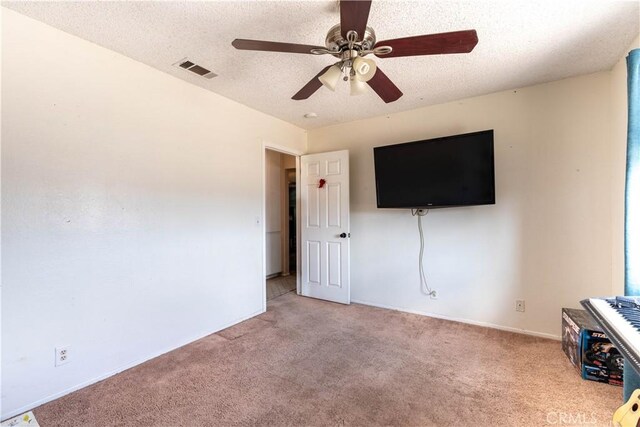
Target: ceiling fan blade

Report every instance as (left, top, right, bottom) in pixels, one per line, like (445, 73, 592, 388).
(375, 30, 478, 58)
(366, 67, 403, 103)
(232, 39, 325, 54)
(292, 66, 332, 100)
(340, 0, 372, 40)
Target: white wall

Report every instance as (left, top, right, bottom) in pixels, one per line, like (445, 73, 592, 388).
(610, 35, 640, 296)
(308, 72, 616, 339)
(1, 9, 305, 418)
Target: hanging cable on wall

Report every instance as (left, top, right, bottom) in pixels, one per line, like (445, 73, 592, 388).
(411, 209, 436, 297)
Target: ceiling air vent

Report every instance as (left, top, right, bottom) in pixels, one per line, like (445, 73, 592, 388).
(173, 58, 217, 79)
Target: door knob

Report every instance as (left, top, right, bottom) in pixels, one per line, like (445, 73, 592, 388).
(339, 232, 350, 238)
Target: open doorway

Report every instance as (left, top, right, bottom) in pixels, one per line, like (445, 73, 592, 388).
(265, 148, 298, 302)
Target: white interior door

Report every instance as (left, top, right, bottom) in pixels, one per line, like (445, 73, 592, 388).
(300, 150, 350, 304)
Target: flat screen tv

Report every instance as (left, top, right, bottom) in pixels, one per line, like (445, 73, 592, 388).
(374, 130, 495, 209)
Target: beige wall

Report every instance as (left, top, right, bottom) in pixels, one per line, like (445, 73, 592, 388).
(1, 8, 305, 418)
(283, 154, 296, 170)
(610, 35, 640, 295)
(308, 71, 616, 339)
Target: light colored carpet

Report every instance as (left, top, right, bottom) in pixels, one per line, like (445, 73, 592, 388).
(266, 275, 296, 301)
(33, 293, 621, 426)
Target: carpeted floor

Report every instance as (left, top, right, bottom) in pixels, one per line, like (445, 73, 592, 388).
(33, 293, 621, 426)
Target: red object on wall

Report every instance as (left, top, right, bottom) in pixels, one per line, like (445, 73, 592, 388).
(318, 178, 326, 188)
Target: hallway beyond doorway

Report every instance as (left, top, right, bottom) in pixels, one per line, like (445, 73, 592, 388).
(266, 275, 296, 301)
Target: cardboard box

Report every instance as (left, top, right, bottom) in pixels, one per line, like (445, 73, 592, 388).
(561, 308, 623, 386)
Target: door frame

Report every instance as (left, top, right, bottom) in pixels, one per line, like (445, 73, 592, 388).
(261, 141, 303, 312)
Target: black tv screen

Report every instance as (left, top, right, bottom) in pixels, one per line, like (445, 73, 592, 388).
(374, 130, 495, 208)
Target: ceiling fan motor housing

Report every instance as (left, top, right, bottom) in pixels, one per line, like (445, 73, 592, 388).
(325, 23, 376, 54)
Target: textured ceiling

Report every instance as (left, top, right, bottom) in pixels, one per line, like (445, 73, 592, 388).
(3, 1, 639, 129)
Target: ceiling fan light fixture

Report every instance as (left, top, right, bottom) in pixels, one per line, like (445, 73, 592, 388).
(353, 56, 377, 82)
(319, 65, 342, 91)
(350, 76, 368, 96)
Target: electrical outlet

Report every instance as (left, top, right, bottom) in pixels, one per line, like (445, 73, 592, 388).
(516, 300, 525, 312)
(430, 290, 438, 300)
(55, 346, 70, 366)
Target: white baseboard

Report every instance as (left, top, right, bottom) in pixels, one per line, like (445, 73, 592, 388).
(351, 299, 561, 341)
(1, 309, 265, 422)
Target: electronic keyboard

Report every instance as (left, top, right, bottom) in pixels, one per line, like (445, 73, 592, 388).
(581, 296, 640, 376)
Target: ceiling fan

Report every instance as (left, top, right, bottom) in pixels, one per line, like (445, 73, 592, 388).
(231, 0, 478, 103)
